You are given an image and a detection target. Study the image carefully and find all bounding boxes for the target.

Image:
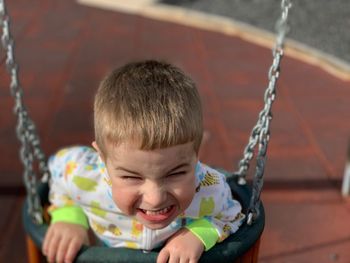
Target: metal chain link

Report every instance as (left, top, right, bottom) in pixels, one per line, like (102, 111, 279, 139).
(230, 0, 292, 225)
(1, 0, 49, 224)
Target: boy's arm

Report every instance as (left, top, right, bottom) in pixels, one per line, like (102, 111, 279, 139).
(49, 205, 89, 228)
(42, 221, 89, 263)
(185, 168, 245, 251)
(157, 227, 204, 263)
(43, 147, 90, 262)
(157, 169, 244, 262)
(157, 188, 242, 263)
(47, 147, 89, 227)
(185, 218, 219, 251)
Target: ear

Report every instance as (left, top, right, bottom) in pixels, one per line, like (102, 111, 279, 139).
(198, 131, 210, 160)
(92, 141, 105, 162)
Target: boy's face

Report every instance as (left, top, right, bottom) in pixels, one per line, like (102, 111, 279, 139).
(94, 140, 198, 230)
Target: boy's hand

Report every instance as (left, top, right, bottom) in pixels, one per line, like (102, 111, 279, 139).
(42, 222, 89, 263)
(157, 228, 204, 263)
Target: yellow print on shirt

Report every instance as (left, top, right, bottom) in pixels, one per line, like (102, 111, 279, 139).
(223, 224, 232, 233)
(57, 149, 68, 157)
(131, 220, 143, 237)
(219, 224, 231, 242)
(199, 197, 215, 217)
(85, 165, 95, 171)
(234, 212, 245, 221)
(91, 220, 107, 235)
(99, 166, 106, 174)
(103, 177, 112, 187)
(200, 172, 220, 187)
(215, 212, 223, 220)
(64, 161, 77, 179)
(61, 195, 74, 206)
(73, 176, 98, 191)
(125, 241, 138, 249)
(90, 201, 107, 218)
(108, 224, 122, 236)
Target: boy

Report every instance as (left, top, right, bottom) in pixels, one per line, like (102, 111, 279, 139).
(42, 60, 244, 263)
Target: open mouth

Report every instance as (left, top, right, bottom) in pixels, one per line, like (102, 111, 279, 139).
(137, 205, 176, 223)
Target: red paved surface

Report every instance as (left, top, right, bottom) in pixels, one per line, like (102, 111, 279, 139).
(1, 0, 350, 262)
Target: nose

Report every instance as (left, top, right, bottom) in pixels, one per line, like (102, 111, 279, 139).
(142, 182, 167, 208)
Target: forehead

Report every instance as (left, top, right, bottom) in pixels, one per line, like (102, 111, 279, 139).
(105, 140, 196, 169)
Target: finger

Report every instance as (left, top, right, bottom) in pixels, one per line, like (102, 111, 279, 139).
(180, 257, 190, 263)
(157, 248, 170, 263)
(42, 226, 53, 255)
(168, 253, 180, 263)
(47, 232, 61, 263)
(64, 238, 82, 263)
(56, 235, 71, 263)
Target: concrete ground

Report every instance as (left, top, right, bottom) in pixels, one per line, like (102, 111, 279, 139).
(0, 0, 350, 262)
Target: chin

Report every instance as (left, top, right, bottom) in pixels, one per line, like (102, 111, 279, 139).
(140, 218, 174, 230)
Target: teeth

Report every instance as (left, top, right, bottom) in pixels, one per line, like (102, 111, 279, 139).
(142, 206, 171, 215)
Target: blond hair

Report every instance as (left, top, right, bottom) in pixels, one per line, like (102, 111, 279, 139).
(94, 60, 203, 155)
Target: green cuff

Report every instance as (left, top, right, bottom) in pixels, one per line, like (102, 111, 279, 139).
(185, 218, 219, 251)
(50, 206, 89, 229)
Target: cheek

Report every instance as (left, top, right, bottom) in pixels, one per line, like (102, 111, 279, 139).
(111, 184, 138, 215)
(174, 176, 196, 210)
(178, 190, 195, 210)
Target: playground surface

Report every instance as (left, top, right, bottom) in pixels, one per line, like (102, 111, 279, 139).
(1, 1, 350, 262)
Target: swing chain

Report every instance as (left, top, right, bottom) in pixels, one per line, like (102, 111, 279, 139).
(0, 0, 49, 224)
(234, 0, 291, 184)
(247, 0, 291, 225)
(230, 0, 292, 225)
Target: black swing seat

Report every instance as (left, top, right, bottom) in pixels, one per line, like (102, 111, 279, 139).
(22, 169, 264, 263)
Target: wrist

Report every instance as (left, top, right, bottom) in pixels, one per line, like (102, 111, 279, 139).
(49, 205, 89, 229)
(185, 218, 219, 251)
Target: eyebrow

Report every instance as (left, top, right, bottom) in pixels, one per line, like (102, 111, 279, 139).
(115, 167, 140, 175)
(115, 163, 190, 176)
(167, 163, 190, 174)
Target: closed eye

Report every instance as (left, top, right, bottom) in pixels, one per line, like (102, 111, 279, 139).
(121, 175, 142, 181)
(167, 171, 186, 177)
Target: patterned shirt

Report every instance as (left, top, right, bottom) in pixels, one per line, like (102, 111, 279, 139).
(48, 146, 244, 250)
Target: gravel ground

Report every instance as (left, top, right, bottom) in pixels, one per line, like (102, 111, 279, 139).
(161, 0, 350, 65)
